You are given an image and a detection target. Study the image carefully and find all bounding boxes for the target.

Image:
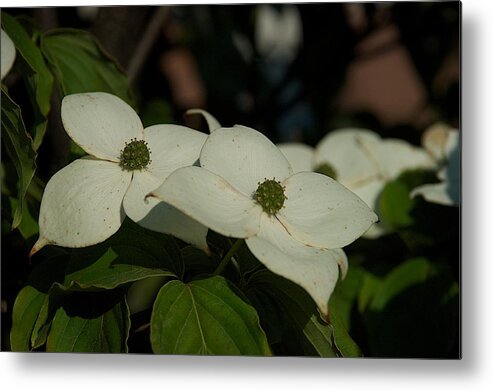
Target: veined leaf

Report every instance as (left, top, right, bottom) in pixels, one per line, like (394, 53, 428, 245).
(1, 88, 37, 229)
(248, 270, 340, 357)
(151, 276, 270, 355)
(2, 12, 54, 150)
(46, 289, 130, 353)
(40, 28, 134, 106)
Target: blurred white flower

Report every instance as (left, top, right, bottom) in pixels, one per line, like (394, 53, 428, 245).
(278, 129, 435, 238)
(1, 29, 16, 80)
(31, 92, 209, 255)
(411, 123, 460, 206)
(150, 125, 377, 316)
(255, 4, 302, 62)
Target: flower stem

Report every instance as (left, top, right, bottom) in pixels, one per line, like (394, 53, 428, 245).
(213, 239, 244, 275)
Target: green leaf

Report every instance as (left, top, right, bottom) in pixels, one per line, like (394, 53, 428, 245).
(46, 289, 130, 353)
(10, 286, 47, 351)
(369, 257, 431, 311)
(328, 304, 362, 358)
(31, 282, 71, 348)
(328, 266, 365, 329)
(181, 245, 216, 276)
(40, 28, 134, 106)
(379, 180, 414, 229)
(1, 13, 54, 150)
(366, 258, 459, 358)
(1, 89, 37, 229)
(10, 250, 68, 351)
(248, 270, 339, 357)
(64, 219, 183, 289)
(7, 196, 38, 239)
(150, 276, 271, 355)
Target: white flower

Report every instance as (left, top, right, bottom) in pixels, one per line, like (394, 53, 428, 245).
(31, 92, 209, 255)
(149, 125, 377, 316)
(411, 123, 460, 206)
(278, 129, 435, 238)
(1, 29, 16, 80)
(255, 4, 302, 62)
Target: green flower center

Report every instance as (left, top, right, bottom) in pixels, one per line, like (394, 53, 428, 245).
(315, 162, 337, 180)
(119, 139, 151, 171)
(253, 178, 287, 216)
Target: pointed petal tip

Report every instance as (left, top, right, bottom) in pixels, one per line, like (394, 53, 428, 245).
(29, 236, 50, 258)
(318, 305, 330, 324)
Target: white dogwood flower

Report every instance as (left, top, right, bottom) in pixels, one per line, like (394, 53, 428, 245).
(150, 125, 377, 316)
(31, 92, 209, 255)
(411, 124, 460, 206)
(279, 129, 435, 238)
(1, 29, 16, 80)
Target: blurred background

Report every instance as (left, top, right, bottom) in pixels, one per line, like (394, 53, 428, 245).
(5, 2, 460, 177)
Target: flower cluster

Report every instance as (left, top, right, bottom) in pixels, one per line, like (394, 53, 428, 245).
(33, 93, 378, 316)
(277, 129, 436, 237)
(411, 123, 460, 206)
(31, 92, 209, 254)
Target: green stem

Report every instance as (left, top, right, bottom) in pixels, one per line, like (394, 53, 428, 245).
(213, 239, 244, 275)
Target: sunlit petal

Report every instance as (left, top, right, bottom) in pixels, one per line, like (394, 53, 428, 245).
(123, 171, 210, 252)
(277, 143, 315, 174)
(32, 158, 131, 253)
(61, 92, 143, 161)
(149, 166, 263, 238)
(144, 124, 207, 179)
(1, 29, 16, 80)
(278, 172, 378, 249)
(186, 109, 221, 133)
(200, 125, 293, 196)
(246, 214, 347, 316)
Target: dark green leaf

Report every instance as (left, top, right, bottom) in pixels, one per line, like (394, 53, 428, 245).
(328, 304, 362, 358)
(248, 270, 339, 357)
(40, 28, 134, 106)
(10, 286, 47, 351)
(46, 289, 130, 353)
(150, 276, 270, 355)
(366, 258, 459, 358)
(2, 13, 54, 149)
(10, 250, 68, 351)
(1, 89, 37, 229)
(31, 282, 71, 348)
(379, 180, 414, 229)
(64, 219, 183, 289)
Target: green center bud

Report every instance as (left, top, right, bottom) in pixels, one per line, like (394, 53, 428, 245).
(253, 178, 287, 216)
(119, 138, 151, 171)
(315, 162, 337, 180)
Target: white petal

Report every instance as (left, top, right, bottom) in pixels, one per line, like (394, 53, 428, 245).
(314, 129, 381, 186)
(376, 139, 435, 179)
(149, 166, 263, 238)
(348, 179, 387, 239)
(277, 143, 315, 174)
(186, 109, 221, 133)
(61, 92, 143, 161)
(278, 172, 378, 249)
(444, 129, 460, 159)
(123, 171, 210, 252)
(33, 158, 131, 252)
(411, 182, 457, 206)
(350, 178, 385, 210)
(200, 125, 293, 196)
(422, 123, 452, 161)
(1, 29, 16, 80)
(246, 214, 347, 316)
(144, 124, 207, 179)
